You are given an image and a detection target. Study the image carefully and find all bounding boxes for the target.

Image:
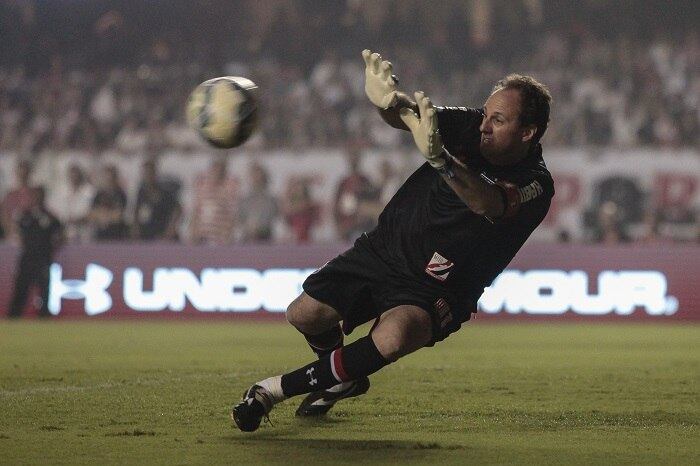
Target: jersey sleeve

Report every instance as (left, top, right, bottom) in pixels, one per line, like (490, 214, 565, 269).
(482, 171, 554, 225)
(436, 106, 483, 157)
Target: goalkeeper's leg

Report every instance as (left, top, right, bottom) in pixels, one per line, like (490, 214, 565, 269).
(286, 293, 368, 416)
(287, 292, 391, 417)
(286, 293, 345, 358)
(231, 305, 432, 431)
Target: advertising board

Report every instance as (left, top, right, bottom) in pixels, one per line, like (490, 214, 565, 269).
(1, 243, 697, 321)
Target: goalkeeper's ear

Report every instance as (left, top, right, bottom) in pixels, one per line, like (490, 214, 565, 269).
(399, 108, 420, 131)
(521, 125, 537, 143)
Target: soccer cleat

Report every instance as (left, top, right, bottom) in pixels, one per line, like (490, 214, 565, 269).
(231, 384, 274, 432)
(295, 376, 370, 417)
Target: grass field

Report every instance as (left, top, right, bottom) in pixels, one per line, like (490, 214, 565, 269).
(0, 321, 698, 465)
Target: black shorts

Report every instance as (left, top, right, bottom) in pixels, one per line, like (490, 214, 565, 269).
(302, 234, 471, 345)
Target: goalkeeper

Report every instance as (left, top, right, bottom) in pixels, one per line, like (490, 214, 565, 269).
(232, 49, 555, 432)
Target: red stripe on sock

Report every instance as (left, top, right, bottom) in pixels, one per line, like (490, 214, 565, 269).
(332, 348, 350, 382)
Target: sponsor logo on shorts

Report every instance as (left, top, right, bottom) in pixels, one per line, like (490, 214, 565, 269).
(434, 298, 453, 329)
(425, 252, 454, 281)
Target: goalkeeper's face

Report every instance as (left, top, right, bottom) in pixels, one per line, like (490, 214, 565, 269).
(479, 88, 534, 165)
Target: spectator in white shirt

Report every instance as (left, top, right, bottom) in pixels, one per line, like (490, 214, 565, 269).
(48, 164, 95, 243)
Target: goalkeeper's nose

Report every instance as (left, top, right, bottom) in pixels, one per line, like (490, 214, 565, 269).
(479, 118, 492, 134)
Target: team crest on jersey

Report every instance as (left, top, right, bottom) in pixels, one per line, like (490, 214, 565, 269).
(425, 252, 454, 281)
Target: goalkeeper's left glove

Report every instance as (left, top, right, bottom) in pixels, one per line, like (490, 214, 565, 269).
(362, 49, 399, 109)
(399, 91, 447, 169)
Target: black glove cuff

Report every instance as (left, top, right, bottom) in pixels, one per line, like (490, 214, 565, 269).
(435, 150, 456, 179)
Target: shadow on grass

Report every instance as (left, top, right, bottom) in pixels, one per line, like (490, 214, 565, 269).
(223, 429, 470, 464)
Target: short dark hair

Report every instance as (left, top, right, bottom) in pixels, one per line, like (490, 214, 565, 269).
(493, 74, 552, 144)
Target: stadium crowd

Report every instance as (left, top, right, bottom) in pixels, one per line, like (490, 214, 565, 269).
(1, 0, 698, 153)
(0, 0, 698, 244)
(0, 154, 396, 245)
(1, 154, 698, 245)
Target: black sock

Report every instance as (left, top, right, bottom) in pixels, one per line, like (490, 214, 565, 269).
(280, 335, 388, 397)
(303, 324, 343, 358)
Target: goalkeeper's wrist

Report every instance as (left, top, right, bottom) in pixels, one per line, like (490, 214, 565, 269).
(431, 149, 456, 179)
(379, 91, 399, 110)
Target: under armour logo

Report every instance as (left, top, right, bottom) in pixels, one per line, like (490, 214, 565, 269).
(306, 367, 317, 386)
(48, 263, 114, 316)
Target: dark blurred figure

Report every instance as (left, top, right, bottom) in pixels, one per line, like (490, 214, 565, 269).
(89, 164, 128, 240)
(1, 160, 40, 242)
(334, 151, 380, 241)
(584, 176, 644, 241)
(239, 163, 278, 242)
(49, 163, 95, 243)
(557, 230, 572, 243)
(281, 176, 320, 243)
(133, 159, 181, 240)
(591, 201, 630, 244)
(8, 187, 63, 318)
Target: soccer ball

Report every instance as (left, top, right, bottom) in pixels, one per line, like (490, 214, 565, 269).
(186, 76, 258, 149)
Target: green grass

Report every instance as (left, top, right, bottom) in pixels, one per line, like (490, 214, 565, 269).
(0, 321, 698, 465)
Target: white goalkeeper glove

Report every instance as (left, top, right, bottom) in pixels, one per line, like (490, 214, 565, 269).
(399, 91, 447, 169)
(362, 49, 398, 109)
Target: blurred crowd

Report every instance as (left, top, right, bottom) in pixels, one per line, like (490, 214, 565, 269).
(0, 154, 402, 245)
(0, 0, 699, 154)
(0, 0, 698, 245)
(1, 155, 698, 246)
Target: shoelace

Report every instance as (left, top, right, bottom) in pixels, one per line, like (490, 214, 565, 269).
(254, 389, 274, 426)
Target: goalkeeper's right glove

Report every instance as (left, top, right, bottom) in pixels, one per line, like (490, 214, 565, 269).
(362, 49, 398, 109)
(399, 91, 447, 170)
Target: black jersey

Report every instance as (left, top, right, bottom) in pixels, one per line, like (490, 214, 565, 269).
(365, 106, 554, 312)
(18, 208, 62, 262)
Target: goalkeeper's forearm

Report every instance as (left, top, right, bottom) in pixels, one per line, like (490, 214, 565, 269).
(378, 92, 419, 131)
(439, 154, 506, 218)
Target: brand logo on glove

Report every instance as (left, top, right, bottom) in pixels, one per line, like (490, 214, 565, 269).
(425, 252, 454, 281)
